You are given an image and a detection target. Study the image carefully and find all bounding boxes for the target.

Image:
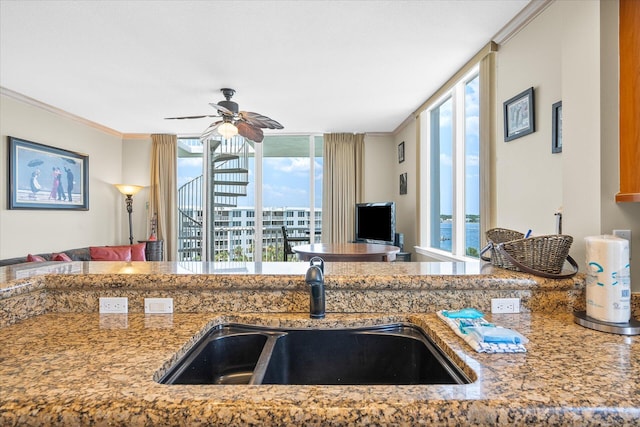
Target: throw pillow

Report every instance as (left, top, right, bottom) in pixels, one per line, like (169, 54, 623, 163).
(51, 252, 73, 262)
(130, 243, 147, 261)
(90, 246, 132, 261)
(27, 254, 46, 262)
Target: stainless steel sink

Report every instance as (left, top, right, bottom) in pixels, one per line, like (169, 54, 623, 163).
(159, 323, 470, 385)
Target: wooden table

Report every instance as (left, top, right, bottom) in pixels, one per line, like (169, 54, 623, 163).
(293, 243, 401, 262)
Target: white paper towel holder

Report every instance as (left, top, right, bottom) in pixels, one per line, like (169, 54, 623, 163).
(573, 311, 640, 335)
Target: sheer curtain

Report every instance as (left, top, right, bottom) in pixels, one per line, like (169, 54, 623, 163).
(149, 134, 177, 260)
(321, 133, 364, 243)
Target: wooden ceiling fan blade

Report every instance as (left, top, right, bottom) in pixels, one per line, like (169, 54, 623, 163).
(237, 121, 264, 143)
(165, 114, 220, 120)
(239, 111, 284, 129)
(168, 89, 280, 141)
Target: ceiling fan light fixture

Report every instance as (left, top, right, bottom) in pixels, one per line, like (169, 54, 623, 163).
(218, 122, 238, 139)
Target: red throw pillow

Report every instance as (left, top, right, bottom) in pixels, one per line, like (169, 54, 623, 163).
(27, 254, 46, 262)
(90, 246, 132, 261)
(130, 243, 146, 261)
(52, 252, 72, 262)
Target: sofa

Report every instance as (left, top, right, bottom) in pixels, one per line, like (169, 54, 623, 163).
(0, 243, 147, 267)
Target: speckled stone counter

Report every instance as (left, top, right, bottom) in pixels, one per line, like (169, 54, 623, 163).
(2, 311, 639, 426)
(1, 261, 639, 426)
(0, 260, 597, 328)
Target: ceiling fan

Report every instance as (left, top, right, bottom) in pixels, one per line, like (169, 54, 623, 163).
(165, 88, 284, 143)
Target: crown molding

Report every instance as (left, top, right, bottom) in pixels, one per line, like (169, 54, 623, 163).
(364, 132, 394, 138)
(1, 86, 123, 138)
(392, 1, 553, 136)
(492, 0, 554, 45)
(122, 133, 152, 140)
(392, 114, 415, 136)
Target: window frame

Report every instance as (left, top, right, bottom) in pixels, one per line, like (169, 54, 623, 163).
(417, 66, 482, 262)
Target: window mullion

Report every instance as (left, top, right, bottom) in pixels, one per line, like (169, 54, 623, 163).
(309, 135, 315, 241)
(421, 110, 432, 247)
(453, 83, 466, 257)
(254, 142, 263, 259)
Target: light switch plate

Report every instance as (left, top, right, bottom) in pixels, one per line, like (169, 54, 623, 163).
(99, 297, 128, 314)
(144, 298, 173, 314)
(491, 298, 520, 314)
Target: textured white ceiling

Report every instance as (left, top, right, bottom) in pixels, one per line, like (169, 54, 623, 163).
(0, 0, 529, 136)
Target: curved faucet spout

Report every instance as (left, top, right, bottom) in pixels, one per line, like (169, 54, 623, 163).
(305, 257, 325, 319)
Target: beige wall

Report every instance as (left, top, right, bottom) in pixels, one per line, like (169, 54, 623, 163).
(393, 121, 418, 255)
(557, 0, 605, 277)
(363, 134, 395, 202)
(0, 93, 152, 258)
(494, 4, 563, 234)
(121, 135, 153, 242)
(495, 0, 640, 291)
(363, 131, 417, 255)
(393, 0, 639, 289)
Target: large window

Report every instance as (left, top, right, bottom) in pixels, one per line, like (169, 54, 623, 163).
(176, 135, 322, 262)
(419, 67, 481, 260)
(429, 97, 453, 251)
(259, 135, 323, 260)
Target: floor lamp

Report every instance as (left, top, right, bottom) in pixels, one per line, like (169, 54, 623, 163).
(114, 184, 144, 245)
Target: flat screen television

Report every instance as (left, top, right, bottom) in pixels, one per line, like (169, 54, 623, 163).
(354, 202, 396, 245)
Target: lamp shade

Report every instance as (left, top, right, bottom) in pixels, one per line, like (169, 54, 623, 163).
(218, 122, 239, 139)
(114, 184, 144, 196)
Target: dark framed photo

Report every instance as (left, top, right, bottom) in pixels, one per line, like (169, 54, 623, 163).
(552, 101, 562, 153)
(398, 141, 405, 163)
(399, 172, 407, 195)
(7, 136, 89, 210)
(503, 87, 535, 142)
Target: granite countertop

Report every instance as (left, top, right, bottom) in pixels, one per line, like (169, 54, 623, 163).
(1, 261, 639, 425)
(0, 260, 582, 296)
(1, 311, 639, 426)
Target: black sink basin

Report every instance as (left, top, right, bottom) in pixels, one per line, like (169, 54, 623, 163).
(163, 327, 272, 385)
(159, 323, 470, 386)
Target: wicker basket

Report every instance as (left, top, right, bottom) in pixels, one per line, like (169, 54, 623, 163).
(480, 228, 577, 278)
(481, 228, 525, 269)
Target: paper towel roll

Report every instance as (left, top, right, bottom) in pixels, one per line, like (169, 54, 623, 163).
(585, 235, 631, 323)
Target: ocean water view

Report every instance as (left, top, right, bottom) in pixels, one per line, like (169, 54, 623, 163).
(438, 222, 480, 255)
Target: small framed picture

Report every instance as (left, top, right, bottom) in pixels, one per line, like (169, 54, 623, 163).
(503, 87, 535, 142)
(398, 141, 405, 163)
(552, 101, 562, 153)
(7, 136, 89, 210)
(399, 172, 407, 195)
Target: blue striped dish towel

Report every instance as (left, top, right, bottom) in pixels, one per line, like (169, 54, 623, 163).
(437, 310, 528, 353)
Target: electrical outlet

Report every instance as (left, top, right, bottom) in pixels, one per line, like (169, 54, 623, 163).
(99, 297, 128, 314)
(144, 298, 173, 314)
(613, 229, 632, 258)
(491, 298, 520, 314)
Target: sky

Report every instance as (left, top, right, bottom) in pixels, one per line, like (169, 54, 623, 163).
(178, 156, 323, 209)
(434, 74, 480, 216)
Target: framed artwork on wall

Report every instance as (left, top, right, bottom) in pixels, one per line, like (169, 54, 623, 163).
(398, 141, 405, 163)
(399, 172, 407, 195)
(7, 136, 89, 210)
(503, 87, 535, 142)
(552, 101, 562, 153)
